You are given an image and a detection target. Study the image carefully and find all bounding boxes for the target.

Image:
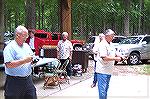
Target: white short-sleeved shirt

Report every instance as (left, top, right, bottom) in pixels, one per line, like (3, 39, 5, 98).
(93, 41, 101, 61)
(3, 40, 33, 77)
(95, 39, 116, 75)
(57, 40, 73, 59)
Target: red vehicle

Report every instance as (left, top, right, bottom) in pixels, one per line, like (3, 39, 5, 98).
(34, 29, 84, 50)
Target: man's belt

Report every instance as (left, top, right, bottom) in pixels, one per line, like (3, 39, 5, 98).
(7, 75, 30, 79)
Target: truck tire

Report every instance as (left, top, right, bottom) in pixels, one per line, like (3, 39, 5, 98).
(127, 52, 140, 65)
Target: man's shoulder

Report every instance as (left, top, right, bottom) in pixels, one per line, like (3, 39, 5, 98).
(4, 40, 15, 52)
(66, 40, 72, 43)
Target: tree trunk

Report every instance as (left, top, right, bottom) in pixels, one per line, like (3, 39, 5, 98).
(41, 0, 44, 29)
(123, 0, 130, 36)
(138, 0, 144, 34)
(59, 0, 72, 40)
(140, 0, 144, 34)
(37, 0, 41, 29)
(0, 0, 5, 49)
(25, 0, 36, 29)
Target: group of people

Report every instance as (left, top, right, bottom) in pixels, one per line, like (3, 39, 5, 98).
(3, 25, 126, 99)
(3, 25, 73, 99)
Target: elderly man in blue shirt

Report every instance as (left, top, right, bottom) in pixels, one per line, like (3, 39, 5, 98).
(3, 25, 37, 99)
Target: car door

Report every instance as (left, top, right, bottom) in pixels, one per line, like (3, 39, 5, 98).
(141, 36, 150, 59)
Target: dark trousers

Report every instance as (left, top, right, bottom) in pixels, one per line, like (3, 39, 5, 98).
(93, 72, 97, 84)
(60, 59, 72, 76)
(93, 60, 97, 84)
(4, 75, 37, 99)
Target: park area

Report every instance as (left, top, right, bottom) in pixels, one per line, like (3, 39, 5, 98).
(0, 60, 150, 99)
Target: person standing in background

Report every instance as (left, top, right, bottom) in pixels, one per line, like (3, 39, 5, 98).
(26, 29, 44, 75)
(57, 32, 73, 79)
(91, 33, 105, 88)
(95, 29, 125, 99)
(26, 29, 44, 56)
(3, 25, 37, 99)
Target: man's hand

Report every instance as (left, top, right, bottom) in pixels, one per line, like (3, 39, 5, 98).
(115, 57, 122, 62)
(23, 56, 33, 64)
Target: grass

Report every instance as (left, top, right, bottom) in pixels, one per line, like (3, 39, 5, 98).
(142, 65, 150, 75)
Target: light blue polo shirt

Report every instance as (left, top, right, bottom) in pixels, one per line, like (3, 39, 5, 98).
(3, 40, 33, 77)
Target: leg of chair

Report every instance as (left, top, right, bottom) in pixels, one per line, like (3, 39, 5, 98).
(56, 75, 61, 90)
(64, 73, 70, 84)
(44, 76, 52, 89)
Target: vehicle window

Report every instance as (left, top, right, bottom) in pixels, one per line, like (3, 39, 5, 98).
(112, 38, 120, 43)
(120, 37, 142, 44)
(142, 36, 150, 44)
(52, 34, 58, 40)
(34, 33, 47, 38)
(87, 37, 96, 43)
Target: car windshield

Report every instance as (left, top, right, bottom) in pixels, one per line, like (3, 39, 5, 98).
(112, 37, 126, 43)
(87, 37, 96, 43)
(119, 37, 142, 44)
(34, 33, 47, 38)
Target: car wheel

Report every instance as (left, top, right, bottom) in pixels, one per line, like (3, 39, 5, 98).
(127, 52, 140, 65)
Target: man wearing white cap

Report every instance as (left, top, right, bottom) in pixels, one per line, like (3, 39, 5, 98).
(95, 29, 124, 99)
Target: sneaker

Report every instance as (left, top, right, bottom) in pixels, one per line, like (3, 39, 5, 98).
(91, 83, 96, 88)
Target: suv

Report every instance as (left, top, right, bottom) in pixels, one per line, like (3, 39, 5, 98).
(115, 35, 150, 65)
(83, 36, 126, 56)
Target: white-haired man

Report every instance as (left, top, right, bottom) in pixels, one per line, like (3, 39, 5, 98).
(95, 29, 124, 99)
(57, 32, 73, 79)
(3, 25, 37, 99)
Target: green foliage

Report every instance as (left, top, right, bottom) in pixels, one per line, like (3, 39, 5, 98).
(3, 0, 150, 36)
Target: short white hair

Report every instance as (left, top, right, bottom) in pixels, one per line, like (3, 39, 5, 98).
(99, 33, 105, 38)
(62, 32, 68, 36)
(15, 25, 28, 35)
(103, 29, 115, 35)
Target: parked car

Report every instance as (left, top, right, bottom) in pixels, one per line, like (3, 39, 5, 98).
(34, 29, 84, 50)
(112, 36, 127, 46)
(83, 35, 126, 59)
(115, 35, 150, 65)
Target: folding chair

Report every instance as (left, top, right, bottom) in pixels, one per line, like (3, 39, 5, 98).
(43, 59, 61, 90)
(56, 59, 70, 84)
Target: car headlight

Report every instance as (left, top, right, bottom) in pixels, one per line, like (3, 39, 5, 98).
(116, 48, 129, 56)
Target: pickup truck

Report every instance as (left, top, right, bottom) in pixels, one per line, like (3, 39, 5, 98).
(34, 29, 84, 50)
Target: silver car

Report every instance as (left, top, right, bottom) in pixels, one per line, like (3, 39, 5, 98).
(115, 35, 150, 65)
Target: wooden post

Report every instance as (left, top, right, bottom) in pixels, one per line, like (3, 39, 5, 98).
(59, 0, 72, 40)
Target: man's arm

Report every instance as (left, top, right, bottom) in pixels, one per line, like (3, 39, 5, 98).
(101, 56, 122, 62)
(5, 56, 33, 68)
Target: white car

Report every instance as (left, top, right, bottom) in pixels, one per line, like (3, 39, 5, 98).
(83, 35, 126, 59)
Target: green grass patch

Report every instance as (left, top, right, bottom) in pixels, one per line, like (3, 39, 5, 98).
(143, 65, 150, 75)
